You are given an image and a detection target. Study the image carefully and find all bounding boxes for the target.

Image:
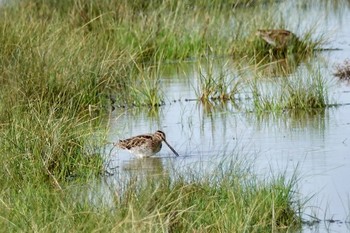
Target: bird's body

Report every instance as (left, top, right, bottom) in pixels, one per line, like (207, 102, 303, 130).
(256, 29, 297, 49)
(114, 130, 179, 158)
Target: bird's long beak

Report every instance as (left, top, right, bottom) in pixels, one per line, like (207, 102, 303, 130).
(163, 140, 179, 157)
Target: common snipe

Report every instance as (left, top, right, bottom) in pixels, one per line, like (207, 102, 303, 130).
(114, 130, 179, 158)
(256, 29, 298, 49)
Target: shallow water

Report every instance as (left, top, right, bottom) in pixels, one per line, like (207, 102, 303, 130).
(104, 1, 350, 232)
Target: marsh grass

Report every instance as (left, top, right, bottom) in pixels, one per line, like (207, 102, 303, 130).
(0, 105, 105, 186)
(195, 59, 240, 102)
(127, 59, 165, 107)
(0, 155, 302, 232)
(0, 0, 330, 231)
(117, 173, 301, 232)
(0, 0, 280, 188)
(250, 68, 329, 113)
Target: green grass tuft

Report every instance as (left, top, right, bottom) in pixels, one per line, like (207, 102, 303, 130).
(195, 59, 240, 102)
(250, 68, 329, 113)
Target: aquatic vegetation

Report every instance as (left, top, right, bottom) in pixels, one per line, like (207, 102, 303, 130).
(128, 63, 165, 108)
(113, 160, 302, 232)
(250, 68, 329, 113)
(195, 59, 240, 102)
(0, 155, 303, 232)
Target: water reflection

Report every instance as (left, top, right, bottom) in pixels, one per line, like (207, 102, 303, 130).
(122, 157, 164, 176)
(87, 156, 170, 208)
(246, 108, 327, 132)
(253, 57, 304, 77)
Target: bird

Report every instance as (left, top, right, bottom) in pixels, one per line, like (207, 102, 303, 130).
(255, 29, 298, 49)
(114, 130, 179, 158)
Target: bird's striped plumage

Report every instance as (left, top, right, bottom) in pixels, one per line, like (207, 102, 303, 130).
(114, 130, 179, 158)
(256, 29, 298, 49)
